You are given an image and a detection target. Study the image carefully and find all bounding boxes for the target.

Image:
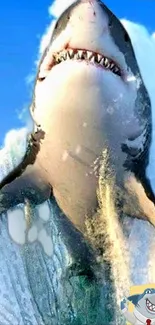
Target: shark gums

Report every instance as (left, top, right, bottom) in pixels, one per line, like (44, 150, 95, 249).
(0, 0, 155, 286)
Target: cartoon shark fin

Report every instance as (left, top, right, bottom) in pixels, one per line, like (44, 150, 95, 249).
(127, 294, 140, 306)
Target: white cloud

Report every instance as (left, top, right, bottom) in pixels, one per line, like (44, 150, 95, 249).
(0, 127, 28, 181)
(25, 73, 35, 85)
(48, 0, 75, 17)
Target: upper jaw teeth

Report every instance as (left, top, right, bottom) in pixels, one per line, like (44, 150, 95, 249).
(146, 298, 155, 312)
(53, 49, 121, 76)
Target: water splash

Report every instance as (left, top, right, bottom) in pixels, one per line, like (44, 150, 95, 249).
(85, 149, 132, 322)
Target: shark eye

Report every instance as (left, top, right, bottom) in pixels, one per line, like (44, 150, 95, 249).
(124, 31, 130, 42)
(55, 21, 59, 30)
(146, 289, 152, 294)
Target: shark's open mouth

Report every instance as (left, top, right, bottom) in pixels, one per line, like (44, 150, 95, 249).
(146, 298, 155, 312)
(38, 48, 122, 81)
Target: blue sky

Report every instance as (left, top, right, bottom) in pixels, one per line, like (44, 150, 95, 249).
(0, 0, 155, 146)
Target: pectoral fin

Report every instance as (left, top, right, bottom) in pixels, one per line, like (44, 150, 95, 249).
(0, 128, 51, 214)
(123, 172, 155, 227)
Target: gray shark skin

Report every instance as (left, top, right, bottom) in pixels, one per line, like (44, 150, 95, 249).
(0, 0, 155, 234)
(121, 288, 155, 324)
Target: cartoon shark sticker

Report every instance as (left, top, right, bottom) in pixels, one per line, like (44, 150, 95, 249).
(121, 288, 155, 324)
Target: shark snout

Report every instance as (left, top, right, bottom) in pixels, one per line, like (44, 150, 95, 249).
(52, 0, 109, 40)
(49, 0, 129, 76)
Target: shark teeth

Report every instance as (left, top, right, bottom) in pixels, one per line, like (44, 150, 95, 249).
(146, 298, 155, 312)
(53, 49, 121, 77)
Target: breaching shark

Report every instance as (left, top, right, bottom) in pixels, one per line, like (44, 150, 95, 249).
(0, 0, 155, 236)
(121, 288, 155, 324)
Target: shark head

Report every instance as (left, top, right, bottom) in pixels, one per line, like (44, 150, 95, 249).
(32, 0, 151, 160)
(128, 288, 155, 318)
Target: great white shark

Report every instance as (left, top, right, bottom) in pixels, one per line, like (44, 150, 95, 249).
(0, 0, 155, 239)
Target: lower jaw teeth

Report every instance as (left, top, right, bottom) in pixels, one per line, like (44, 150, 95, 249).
(55, 57, 118, 74)
(147, 304, 155, 311)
